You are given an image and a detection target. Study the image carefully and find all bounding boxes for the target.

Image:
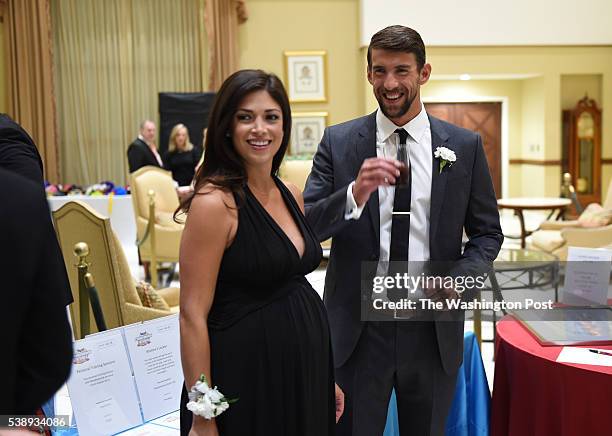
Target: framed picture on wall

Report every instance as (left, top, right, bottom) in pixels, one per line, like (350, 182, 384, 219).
(290, 112, 328, 156)
(284, 51, 327, 102)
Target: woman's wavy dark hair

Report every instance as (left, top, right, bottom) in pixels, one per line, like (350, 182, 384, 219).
(176, 69, 291, 218)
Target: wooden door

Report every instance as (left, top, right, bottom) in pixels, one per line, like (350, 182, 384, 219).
(425, 102, 502, 198)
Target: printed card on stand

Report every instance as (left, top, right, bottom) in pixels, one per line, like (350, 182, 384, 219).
(123, 314, 183, 422)
(562, 247, 611, 306)
(67, 330, 143, 436)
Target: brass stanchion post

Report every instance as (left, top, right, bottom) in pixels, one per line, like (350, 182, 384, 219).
(74, 242, 91, 339)
(148, 190, 158, 288)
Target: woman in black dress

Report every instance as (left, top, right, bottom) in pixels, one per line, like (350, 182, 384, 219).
(178, 70, 343, 436)
(165, 124, 203, 186)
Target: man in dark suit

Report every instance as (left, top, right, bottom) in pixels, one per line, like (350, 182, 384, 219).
(304, 25, 503, 435)
(0, 114, 45, 186)
(0, 114, 73, 306)
(127, 119, 164, 173)
(0, 168, 73, 414)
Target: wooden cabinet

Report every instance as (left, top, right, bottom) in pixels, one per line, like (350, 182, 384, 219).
(562, 97, 602, 206)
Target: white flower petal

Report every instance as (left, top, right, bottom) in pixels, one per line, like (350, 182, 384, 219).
(186, 381, 233, 419)
(195, 380, 211, 395)
(434, 147, 456, 163)
(207, 388, 223, 403)
(214, 402, 229, 416)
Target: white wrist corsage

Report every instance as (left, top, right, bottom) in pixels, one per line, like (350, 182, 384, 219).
(186, 374, 238, 419)
(434, 146, 457, 174)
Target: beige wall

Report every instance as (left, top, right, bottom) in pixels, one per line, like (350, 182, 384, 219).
(603, 166, 612, 200)
(521, 77, 545, 160)
(238, 0, 364, 125)
(561, 74, 602, 110)
(0, 18, 5, 113)
(519, 76, 548, 195)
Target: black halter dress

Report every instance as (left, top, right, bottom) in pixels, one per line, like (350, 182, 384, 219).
(180, 177, 335, 435)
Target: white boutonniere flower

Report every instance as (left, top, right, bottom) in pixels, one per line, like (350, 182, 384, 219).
(434, 146, 456, 174)
(186, 374, 238, 419)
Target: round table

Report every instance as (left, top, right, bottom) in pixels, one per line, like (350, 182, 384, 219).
(497, 197, 571, 248)
(491, 316, 612, 436)
(474, 248, 559, 346)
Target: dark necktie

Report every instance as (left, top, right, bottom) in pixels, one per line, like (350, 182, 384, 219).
(389, 128, 411, 261)
(387, 129, 411, 302)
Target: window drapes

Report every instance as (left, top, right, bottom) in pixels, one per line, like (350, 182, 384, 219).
(52, 0, 205, 185)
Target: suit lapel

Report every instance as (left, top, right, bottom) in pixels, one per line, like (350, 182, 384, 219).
(354, 113, 380, 245)
(140, 140, 160, 167)
(428, 115, 451, 255)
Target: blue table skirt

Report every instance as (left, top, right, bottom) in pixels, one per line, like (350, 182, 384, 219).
(384, 331, 490, 436)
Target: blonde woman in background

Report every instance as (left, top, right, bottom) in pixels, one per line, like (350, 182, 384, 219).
(164, 124, 203, 186)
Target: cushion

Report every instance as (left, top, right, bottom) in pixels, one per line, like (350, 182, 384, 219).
(280, 160, 313, 191)
(111, 232, 142, 305)
(577, 203, 612, 228)
(531, 230, 565, 252)
(135, 280, 171, 311)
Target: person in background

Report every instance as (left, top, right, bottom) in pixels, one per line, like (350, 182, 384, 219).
(127, 119, 163, 173)
(0, 168, 73, 416)
(164, 123, 202, 186)
(0, 115, 74, 434)
(0, 114, 73, 307)
(0, 114, 45, 186)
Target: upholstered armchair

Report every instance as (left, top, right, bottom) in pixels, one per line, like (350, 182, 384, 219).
(279, 159, 313, 191)
(279, 159, 331, 251)
(530, 181, 612, 260)
(129, 166, 184, 285)
(53, 201, 179, 339)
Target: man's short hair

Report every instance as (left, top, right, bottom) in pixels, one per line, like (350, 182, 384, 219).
(367, 25, 426, 71)
(139, 119, 155, 130)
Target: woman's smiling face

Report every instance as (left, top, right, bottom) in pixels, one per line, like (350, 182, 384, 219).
(231, 90, 284, 170)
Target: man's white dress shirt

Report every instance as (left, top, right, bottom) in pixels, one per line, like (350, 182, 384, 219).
(345, 105, 433, 266)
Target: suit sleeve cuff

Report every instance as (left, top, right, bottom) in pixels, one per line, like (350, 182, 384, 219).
(345, 181, 365, 220)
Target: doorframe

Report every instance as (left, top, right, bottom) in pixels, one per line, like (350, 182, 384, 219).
(422, 96, 509, 199)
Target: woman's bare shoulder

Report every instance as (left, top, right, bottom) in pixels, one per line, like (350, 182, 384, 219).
(187, 184, 237, 224)
(279, 179, 304, 212)
(279, 179, 302, 199)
